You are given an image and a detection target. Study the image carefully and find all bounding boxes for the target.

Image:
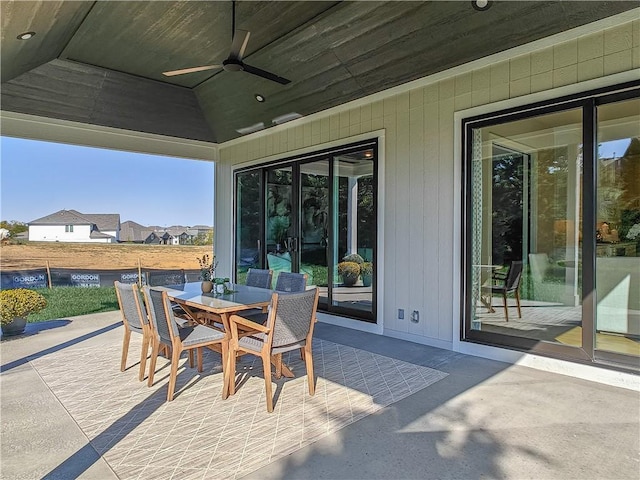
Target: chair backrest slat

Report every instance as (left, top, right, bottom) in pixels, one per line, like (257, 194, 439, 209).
(246, 269, 273, 289)
(269, 289, 318, 348)
(274, 272, 307, 293)
(505, 261, 524, 291)
(143, 287, 178, 344)
(114, 281, 147, 329)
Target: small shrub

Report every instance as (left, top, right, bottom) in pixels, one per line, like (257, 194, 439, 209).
(360, 262, 373, 276)
(337, 261, 360, 277)
(0, 288, 47, 324)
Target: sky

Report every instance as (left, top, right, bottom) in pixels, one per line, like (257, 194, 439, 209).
(0, 137, 215, 227)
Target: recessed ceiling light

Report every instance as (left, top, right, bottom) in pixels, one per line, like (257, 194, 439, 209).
(236, 122, 265, 135)
(472, 0, 492, 11)
(364, 150, 373, 158)
(272, 112, 303, 125)
(255, 94, 265, 103)
(16, 31, 36, 40)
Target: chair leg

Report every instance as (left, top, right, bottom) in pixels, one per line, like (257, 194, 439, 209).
(304, 344, 315, 396)
(262, 353, 274, 413)
(138, 333, 150, 381)
(188, 349, 194, 368)
(300, 348, 305, 361)
(274, 353, 282, 379)
(229, 347, 237, 396)
(147, 339, 160, 387)
(167, 345, 181, 402)
(197, 347, 203, 373)
(515, 290, 522, 318)
(222, 341, 230, 399)
(120, 329, 131, 371)
(502, 292, 509, 322)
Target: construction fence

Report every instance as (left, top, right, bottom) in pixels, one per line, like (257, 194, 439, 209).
(0, 268, 201, 290)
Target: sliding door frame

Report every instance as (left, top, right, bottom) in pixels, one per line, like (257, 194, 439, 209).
(461, 80, 640, 370)
(233, 138, 379, 323)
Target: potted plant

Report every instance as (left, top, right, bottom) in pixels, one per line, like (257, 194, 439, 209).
(360, 261, 373, 287)
(0, 288, 47, 336)
(197, 254, 218, 293)
(342, 253, 364, 265)
(337, 261, 360, 287)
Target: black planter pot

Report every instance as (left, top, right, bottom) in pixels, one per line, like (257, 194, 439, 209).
(1, 317, 27, 336)
(341, 274, 359, 287)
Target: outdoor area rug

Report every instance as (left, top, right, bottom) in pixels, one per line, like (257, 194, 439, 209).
(31, 337, 448, 479)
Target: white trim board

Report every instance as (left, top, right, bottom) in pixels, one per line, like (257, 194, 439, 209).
(0, 111, 218, 162)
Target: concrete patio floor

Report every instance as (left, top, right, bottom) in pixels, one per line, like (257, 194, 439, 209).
(1, 311, 639, 480)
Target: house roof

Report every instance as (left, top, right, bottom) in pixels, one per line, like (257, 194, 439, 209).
(1, 1, 636, 144)
(29, 209, 93, 226)
(70, 210, 120, 231)
(29, 209, 120, 232)
(120, 220, 149, 242)
(89, 230, 115, 240)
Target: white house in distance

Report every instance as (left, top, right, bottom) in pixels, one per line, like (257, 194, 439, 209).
(28, 209, 120, 243)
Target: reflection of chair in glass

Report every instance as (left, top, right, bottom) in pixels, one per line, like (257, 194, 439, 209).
(481, 261, 523, 322)
(275, 271, 307, 292)
(143, 287, 229, 402)
(114, 281, 151, 381)
(267, 252, 314, 287)
(243, 272, 308, 325)
(228, 288, 320, 412)
(246, 268, 273, 289)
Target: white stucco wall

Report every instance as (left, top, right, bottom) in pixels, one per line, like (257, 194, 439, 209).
(215, 11, 640, 353)
(29, 224, 114, 243)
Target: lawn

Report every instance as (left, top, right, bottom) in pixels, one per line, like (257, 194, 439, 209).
(28, 287, 119, 322)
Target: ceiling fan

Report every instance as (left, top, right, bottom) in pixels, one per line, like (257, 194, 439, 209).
(162, 1, 291, 85)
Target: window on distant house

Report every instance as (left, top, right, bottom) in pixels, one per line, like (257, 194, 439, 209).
(65, 225, 74, 232)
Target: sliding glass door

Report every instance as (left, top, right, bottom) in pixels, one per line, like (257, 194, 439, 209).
(463, 84, 639, 370)
(595, 97, 640, 361)
(234, 140, 377, 322)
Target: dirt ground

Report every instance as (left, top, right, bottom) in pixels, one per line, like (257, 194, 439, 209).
(0, 242, 213, 271)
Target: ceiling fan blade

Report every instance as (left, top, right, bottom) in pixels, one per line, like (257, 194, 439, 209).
(162, 65, 222, 77)
(229, 30, 250, 60)
(243, 63, 291, 85)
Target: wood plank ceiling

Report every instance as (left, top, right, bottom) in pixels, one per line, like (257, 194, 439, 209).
(1, 1, 636, 144)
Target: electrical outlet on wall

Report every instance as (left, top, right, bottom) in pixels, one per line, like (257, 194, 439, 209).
(398, 309, 404, 319)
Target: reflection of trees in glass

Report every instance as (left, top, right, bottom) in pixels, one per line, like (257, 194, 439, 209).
(237, 172, 260, 249)
(266, 169, 292, 244)
(535, 147, 569, 255)
(358, 176, 375, 250)
(491, 153, 524, 265)
(301, 173, 329, 244)
(599, 137, 640, 240)
(336, 174, 375, 258)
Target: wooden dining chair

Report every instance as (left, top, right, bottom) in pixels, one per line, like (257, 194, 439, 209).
(481, 260, 523, 322)
(114, 281, 151, 381)
(246, 268, 273, 289)
(228, 288, 319, 412)
(142, 286, 230, 401)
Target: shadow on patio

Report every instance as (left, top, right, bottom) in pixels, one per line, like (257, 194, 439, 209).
(1, 312, 638, 480)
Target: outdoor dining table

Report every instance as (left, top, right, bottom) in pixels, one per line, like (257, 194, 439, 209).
(158, 282, 296, 394)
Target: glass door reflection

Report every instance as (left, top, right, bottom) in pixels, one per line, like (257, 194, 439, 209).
(265, 166, 294, 287)
(595, 98, 640, 358)
(300, 160, 330, 307)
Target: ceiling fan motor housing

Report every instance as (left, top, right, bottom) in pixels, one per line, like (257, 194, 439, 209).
(223, 59, 244, 72)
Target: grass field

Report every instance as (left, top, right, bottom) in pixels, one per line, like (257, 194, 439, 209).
(28, 286, 119, 322)
(0, 242, 213, 271)
(0, 242, 215, 322)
